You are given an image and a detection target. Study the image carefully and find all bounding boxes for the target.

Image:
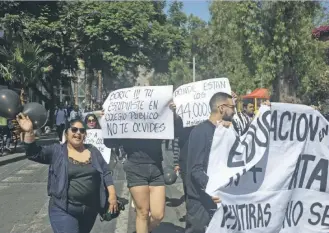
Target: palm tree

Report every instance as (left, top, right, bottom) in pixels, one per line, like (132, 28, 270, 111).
(0, 39, 52, 85)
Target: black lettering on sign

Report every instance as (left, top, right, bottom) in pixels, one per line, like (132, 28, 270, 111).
(203, 80, 227, 91)
(322, 205, 329, 227)
(129, 112, 159, 120)
(193, 92, 206, 100)
(133, 89, 141, 99)
(282, 201, 303, 228)
(176, 102, 210, 122)
(264, 204, 271, 227)
(227, 138, 244, 168)
(105, 113, 127, 121)
(98, 146, 104, 153)
(96, 138, 102, 145)
(319, 125, 328, 142)
(238, 204, 246, 230)
(107, 100, 144, 112)
(119, 123, 128, 134)
(309, 202, 322, 225)
(296, 114, 308, 141)
(132, 122, 166, 133)
(249, 204, 256, 229)
(271, 110, 319, 142)
(173, 85, 196, 98)
(279, 111, 291, 140)
(148, 100, 158, 110)
(144, 89, 154, 98)
(289, 154, 328, 192)
(309, 203, 329, 227)
(257, 203, 264, 228)
(249, 166, 263, 183)
(227, 110, 270, 168)
(109, 90, 131, 101)
(106, 123, 118, 136)
(306, 158, 328, 192)
(221, 203, 271, 230)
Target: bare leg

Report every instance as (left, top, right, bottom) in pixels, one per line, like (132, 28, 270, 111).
(149, 185, 165, 232)
(130, 186, 150, 233)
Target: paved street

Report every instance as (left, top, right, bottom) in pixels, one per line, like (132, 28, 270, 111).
(0, 137, 186, 233)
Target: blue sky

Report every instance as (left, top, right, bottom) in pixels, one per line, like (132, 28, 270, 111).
(165, 0, 211, 22)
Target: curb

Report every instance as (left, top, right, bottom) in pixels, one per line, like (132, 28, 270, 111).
(0, 153, 26, 167)
(0, 134, 58, 167)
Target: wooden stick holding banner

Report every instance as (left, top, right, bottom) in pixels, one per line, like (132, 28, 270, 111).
(100, 85, 174, 139)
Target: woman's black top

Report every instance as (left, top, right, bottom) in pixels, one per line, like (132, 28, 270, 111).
(67, 157, 101, 208)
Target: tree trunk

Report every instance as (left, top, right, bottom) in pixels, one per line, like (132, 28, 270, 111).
(272, 66, 298, 103)
(84, 67, 93, 108)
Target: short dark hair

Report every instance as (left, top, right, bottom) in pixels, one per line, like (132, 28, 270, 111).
(84, 113, 101, 129)
(209, 92, 232, 113)
(65, 119, 86, 133)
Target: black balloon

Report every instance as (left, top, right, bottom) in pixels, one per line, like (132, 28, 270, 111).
(0, 89, 22, 118)
(22, 102, 48, 129)
(163, 166, 178, 185)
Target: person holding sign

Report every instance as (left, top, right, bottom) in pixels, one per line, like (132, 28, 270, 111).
(104, 104, 177, 233)
(84, 113, 102, 129)
(17, 115, 118, 233)
(185, 92, 236, 233)
(232, 99, 254, 136)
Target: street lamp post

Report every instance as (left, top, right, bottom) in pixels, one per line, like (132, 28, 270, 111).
(193, 56, 196, 82)
(187, 56, 196, 82)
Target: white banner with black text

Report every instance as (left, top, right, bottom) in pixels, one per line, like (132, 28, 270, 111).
(206, 103, 329, 233)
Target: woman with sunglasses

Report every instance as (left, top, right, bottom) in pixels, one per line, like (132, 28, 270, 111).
(17, 113, 118, 233)
(84, 113, 101, 129)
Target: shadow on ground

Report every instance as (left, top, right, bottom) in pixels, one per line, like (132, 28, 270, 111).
(166, 195, 185, 207)
(154, 222, 184, 233)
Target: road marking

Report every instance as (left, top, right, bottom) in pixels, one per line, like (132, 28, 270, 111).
(2, 176, 23, 182)
(26, 163, 44, 169)
(16, 169, 35, 175)
(114, 181, 130, 233)
(10, 200, 51, 233)
(0, 185, 8, 190)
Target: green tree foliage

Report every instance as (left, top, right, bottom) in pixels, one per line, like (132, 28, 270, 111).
(209, 1, 329, 102)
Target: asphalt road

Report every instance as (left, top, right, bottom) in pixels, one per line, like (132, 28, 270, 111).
(0, 137, 186, 233)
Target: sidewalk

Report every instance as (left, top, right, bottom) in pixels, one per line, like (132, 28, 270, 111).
(0, 132, 58, 167)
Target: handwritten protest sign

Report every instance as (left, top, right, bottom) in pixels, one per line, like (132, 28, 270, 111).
(100, 86, 174, 139)
(84, 129, 111, 164)
(173, 78, 231, 127)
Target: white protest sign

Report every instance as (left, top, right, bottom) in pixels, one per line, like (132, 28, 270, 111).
(84, 129, 111, 164)
(173, 78, 231, 127)
(100, 85, 174, 139)
(206, 103, 329, 233)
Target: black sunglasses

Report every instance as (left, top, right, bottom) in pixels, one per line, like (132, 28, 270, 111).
(70, 127, 86, 134)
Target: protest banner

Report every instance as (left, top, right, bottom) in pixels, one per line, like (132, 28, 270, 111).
(206, 104, 329, 233)
(100, 85, 174, 139)
(173, 78, 231, 127)
(84, 129, 111, 164)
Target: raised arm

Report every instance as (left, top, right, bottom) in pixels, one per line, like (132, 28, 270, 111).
(16, 113, 55, 164)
